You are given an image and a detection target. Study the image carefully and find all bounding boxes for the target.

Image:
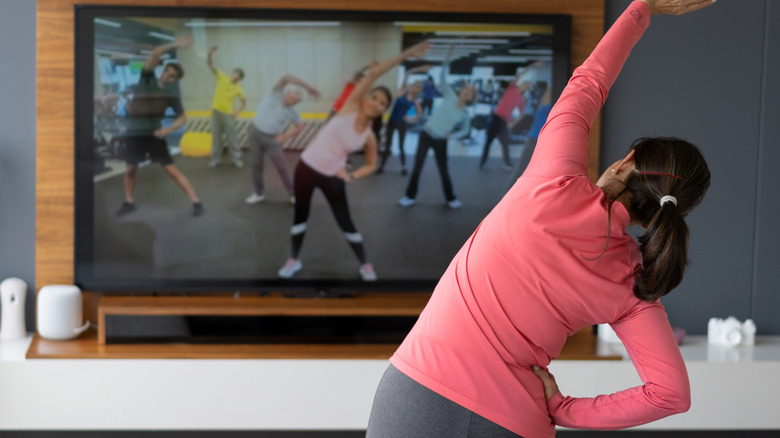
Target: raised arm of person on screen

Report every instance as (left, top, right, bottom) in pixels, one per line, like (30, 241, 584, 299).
(268, 75, 320, 144)
(273, 74, 321, 100)
(144, 34, 192, 72)
(436, 49, 472, 140)
(396, 65, 431, 95)
(206, 45, 219, 75)
(338, 41, 431, 116)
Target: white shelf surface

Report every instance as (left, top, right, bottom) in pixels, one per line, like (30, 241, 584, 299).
(1, 334, 779, 431)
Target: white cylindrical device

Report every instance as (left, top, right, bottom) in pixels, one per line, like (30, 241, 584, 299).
(0, 277, 28, 340)
(36, 285, 90, 341)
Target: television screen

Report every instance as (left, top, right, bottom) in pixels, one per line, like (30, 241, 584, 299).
(75, 5, 571, 293)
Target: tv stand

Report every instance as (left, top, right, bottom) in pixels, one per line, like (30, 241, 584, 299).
(26, 291, 620, 361)
(96, 292, 429, 344)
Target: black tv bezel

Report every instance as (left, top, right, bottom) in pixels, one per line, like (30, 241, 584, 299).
(74, 4, 572, 294)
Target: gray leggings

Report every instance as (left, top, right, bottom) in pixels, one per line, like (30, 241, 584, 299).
(366, 364, 524, 438)
(248, 125, 294, 196)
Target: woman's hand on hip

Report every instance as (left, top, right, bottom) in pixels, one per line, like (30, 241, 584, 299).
(638, 0, 715, 15)
(533, 366, 560, 401)
(335, 168, 352, 182)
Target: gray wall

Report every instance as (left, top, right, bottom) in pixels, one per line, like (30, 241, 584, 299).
(602, 0, 780, 335)
(0, 0, 777, 336)
(0, 0, 37, 332)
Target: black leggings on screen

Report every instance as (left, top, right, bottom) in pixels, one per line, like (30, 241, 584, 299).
(380, 121, 408, 169)
(404, 130, 456, 202)
(290, 160, 366, 263)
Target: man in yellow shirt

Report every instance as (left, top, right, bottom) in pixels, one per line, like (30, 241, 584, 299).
(207, 46, 246, 168)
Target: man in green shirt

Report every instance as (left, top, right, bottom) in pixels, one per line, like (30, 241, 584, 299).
(117, 34, 202, 217)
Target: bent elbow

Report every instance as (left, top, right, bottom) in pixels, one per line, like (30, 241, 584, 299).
(666, 394, 691, 415)
(645, 382, 690, 414)
(678, 396, 692, 414)
(665, 390, 691, 414)
(673, 386, 692, 414)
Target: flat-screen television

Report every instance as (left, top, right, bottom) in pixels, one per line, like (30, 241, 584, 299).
(75, 5, 571, 295)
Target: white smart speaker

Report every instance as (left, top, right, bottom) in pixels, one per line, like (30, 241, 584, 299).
(0, 277, 28, 340)
(37, 284, 91, 340)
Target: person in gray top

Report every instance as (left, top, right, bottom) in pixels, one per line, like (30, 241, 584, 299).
(399, 50, 476, 210)
(245, 75, 320, 204)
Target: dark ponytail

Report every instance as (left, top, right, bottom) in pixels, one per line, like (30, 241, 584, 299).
(623, 137, 710, 301)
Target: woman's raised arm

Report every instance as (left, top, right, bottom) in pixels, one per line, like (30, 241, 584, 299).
(523, 0, 714, 179)
(339, 41, 431, 115)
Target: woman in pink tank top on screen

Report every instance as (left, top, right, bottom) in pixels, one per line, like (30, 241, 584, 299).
(277, 41, 431, 281)
(367, 1, 716, 437)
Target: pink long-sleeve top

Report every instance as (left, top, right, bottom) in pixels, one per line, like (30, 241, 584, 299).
(390, 3, 691, 437)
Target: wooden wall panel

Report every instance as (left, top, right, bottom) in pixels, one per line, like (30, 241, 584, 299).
(36, 0, 605, 295)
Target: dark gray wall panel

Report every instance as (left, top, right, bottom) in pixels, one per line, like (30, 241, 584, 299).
(753, 1, 780, 335)
(602, 0, 765, 333)
(0, 0, 37, 330)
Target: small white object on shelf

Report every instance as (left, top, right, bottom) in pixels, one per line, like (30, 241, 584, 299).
(0, 277, 28, 340)
(708, 316, 756, 347)
(37, 284, 91, 340)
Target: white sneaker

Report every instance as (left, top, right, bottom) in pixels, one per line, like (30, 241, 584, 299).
(208, 160, 219, 168)
(359, 263, 377, 281)
(398, 196, 416, 207)
(278, 258, 302, 278)
(447, 198, 463, 210)
(245, 193, 266, 204)
(289, 196, 296, 205)
(233, 159, 244, 169)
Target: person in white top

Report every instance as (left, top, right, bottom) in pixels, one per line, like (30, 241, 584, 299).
(278, 40, 432, 281)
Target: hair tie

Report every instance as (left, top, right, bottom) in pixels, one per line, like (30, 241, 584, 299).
(660, 195, 677, 207)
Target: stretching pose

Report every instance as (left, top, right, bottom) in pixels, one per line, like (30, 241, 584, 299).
(328, 63, 384, 160)
(116, 34, 202, 217)
(327, 64, 374, 121)
(278, 41, 431, 281)
(245, 75, 320, 205)
(376, 65, 430, 175)
(420, 74, 439, 116)
(478, 67, 537, 170)
(368, 1, 714, 437)
(507, 85, 553, 189)
(398, 51, 475, 210)
(206, 46, 246, 168)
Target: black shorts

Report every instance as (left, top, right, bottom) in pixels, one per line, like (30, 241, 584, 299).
(124, 135, 174, 166)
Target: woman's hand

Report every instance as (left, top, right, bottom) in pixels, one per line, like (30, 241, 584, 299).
(638, 0, 715, 15)
(153, 127, 171, 139)
(175, 33, 193, 49)
(335, 168, 352, 182)
(533, 366, 560, 402)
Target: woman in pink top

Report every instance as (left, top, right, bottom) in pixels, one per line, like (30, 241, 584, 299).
(367, 1, 715, 437)
(278, 41, 431, 281)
